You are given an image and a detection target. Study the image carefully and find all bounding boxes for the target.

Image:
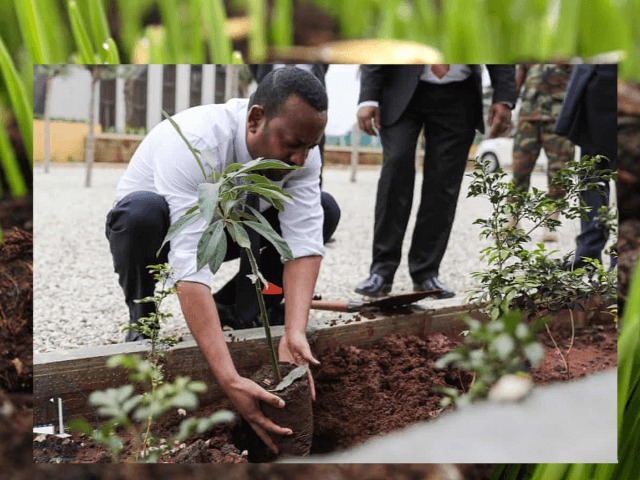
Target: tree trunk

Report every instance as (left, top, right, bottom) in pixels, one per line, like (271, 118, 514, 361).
(224, 65, 240, 101)
(84, 69, 99, 188)
(43, 77, 52, 173)
(124, 76, 135, 130)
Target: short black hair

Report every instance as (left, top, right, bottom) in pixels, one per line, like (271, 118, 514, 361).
(249, 67, 328, 119)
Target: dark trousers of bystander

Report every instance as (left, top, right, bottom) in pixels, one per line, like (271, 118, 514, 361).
(371, 78, 477, 283)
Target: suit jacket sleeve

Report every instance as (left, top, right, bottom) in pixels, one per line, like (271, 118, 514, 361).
(486, 65, 517, 106)
(358, 65, 387, 103)
(554, 65, 595, 135)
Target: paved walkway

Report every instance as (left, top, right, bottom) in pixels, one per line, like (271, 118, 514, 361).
(34, 163, 585, 352)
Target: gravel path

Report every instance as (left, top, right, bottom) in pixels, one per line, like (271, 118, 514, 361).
(34, 163, 586, 353)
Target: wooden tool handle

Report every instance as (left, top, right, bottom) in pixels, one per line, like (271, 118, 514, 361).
(309, 300, 363, 312)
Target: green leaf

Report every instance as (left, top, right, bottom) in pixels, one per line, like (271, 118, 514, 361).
(196, 220, 226, 272)
(67, 0, 97, 63)
(106, 353, 140, 370)
(491, 333, 515, 361)
(13, 0, 51, 63)
(200, 0, 233, 62)
(175, 410, 234, 441)
(158, 0, 183, 62)
(90, 385, 138, 421)
(0, 119, 27, 196)
(244, 220, 293, 260)
(228, 222, 251, 248)
(231, 158, 298, 176)
(101, 37, 121, 64)
(68, 417, 94, 437)
(188, 381, 208, 394)
(232, 184, 294, 206)
(273, 364, 308, 392)
(0, 37, 33, 164)
(514, 322, 529, 340)
(158, 209, 200, 256)
(206, 409, 235, 426)
(121, 395, 143, 415)
(197, 182, 221, 223)
(168, 391, 199, 410)
(523, 342, 545, 367)
(87, 0, 111, 55)
(221, 197, 243, 217)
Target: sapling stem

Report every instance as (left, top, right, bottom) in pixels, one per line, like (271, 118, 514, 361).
(245, 246, 281, 381)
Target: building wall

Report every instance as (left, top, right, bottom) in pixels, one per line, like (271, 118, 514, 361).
(48, 67, 97, 122)
(33, 119, 102, 163)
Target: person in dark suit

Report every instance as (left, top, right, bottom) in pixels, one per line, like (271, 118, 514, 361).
(554, 64, 617, 269)
(355, 65, 517, 298)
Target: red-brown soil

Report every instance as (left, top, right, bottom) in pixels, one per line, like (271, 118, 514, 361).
(33, 321, 616, 467)
(0, 196, 34, 480)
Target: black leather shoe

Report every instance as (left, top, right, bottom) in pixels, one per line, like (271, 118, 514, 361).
(124, 325, 150, 342)
(413, 277, 455, 299)
(355, 273, 392, 297)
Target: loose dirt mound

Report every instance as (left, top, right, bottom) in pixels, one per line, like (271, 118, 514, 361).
(312, 333, 460, 453)
(0, 228, 33, 391)
(0, 227, 33, 480)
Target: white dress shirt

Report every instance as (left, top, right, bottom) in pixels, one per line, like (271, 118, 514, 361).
(420, 64, 472, 83)
(116, 98, 325, 287)
(358, 64, 473, 110)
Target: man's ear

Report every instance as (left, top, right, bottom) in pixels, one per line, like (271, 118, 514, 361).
(247, 105, 265, 133)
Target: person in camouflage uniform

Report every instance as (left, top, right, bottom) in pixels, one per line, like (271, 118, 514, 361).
(512, 64, 575, 201)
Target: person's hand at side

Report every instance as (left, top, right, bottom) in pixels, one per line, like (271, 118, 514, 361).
(176, 281, 290, 454)
(487, 103, 512, 138)
(357, 105, 381, 136)
(279, 329, 320, 400)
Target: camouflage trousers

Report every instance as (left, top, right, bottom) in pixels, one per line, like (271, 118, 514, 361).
(512, 119, 575, 199)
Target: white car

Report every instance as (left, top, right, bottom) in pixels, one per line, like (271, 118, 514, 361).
(474, 137, 580, 174)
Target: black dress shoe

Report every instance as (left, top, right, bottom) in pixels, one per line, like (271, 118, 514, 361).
(355, 273, 392, 297)
(413, 277, 455, 299)
(124, 326, 150, 342)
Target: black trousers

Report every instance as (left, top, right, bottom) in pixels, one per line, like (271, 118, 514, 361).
(372, 78, 477, 283)
(574, 66, 617, 267)
(106, 190, 341, 329)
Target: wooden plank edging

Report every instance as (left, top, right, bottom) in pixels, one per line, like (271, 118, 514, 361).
(33, 299, 609, 424)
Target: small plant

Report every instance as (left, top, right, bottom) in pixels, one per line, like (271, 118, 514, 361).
(436, 311, 546, 405)
(160, 111, 303, 383)
(71, 264, 234, 462)
(124, 263, 178, 359)
(436, 156, 618, 406)
(467, 155, 617, 322)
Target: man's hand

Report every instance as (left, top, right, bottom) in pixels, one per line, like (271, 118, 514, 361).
(176, 281, 291, 454)
(487, 103, 512, 138)
(357, 105, 381, 136)
(279, 330, 320, 400)
(224, 375, 292, 454)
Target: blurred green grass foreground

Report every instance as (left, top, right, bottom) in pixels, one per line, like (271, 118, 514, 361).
(1, 0, 639, 199)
